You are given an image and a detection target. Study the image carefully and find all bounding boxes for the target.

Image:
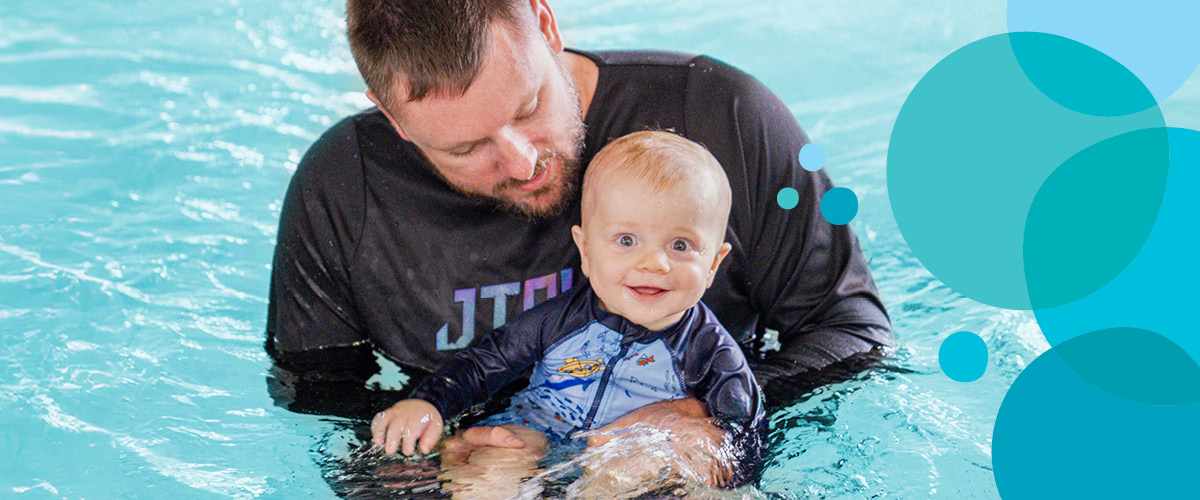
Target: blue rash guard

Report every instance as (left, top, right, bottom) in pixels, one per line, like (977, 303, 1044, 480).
(409, 282, 767, 485)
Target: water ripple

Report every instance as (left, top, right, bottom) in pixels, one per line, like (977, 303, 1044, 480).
(0, 240, 150, 303)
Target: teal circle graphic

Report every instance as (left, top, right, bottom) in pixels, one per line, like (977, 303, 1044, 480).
(887, 32, 1166, 310)
(1030, 128, 1200, 404)
(994, 333, 1200, 499)
(1022, 127, 1168, 310)
(777, 187, 799, 210)
(819, 187, 857, 225)
(938, 331, 988, 382)
(1008, 0, 1200, 104)
(798, 143, 826, 172)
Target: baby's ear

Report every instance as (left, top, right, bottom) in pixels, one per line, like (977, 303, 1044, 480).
(706, 242, 733, 288)
(571, 225, 590, 277)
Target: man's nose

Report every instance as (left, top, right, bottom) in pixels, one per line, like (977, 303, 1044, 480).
(636, 249, 671, 273)
(494, 127, 538, 180)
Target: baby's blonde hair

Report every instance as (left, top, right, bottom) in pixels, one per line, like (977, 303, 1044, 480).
(581, 130, 732, 229)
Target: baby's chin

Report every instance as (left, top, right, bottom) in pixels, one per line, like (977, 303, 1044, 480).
(623, 309, 688, 331)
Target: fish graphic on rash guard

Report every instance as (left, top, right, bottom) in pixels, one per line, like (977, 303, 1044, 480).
(558, 357, 605, 377)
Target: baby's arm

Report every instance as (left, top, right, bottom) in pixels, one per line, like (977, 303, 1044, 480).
(371, 399, 445, 456)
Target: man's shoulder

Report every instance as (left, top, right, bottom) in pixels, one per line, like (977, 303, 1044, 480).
(581, 48, 772, 134)
(299, 108, 389, 166)
(581, 49, 750, 83)
(581, 49, 700, 68)
(290, 108, 419, 199)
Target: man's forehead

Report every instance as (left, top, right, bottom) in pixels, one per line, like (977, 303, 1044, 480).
(395, 25, 543, 146)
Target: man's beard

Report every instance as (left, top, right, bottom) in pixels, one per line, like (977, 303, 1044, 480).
(489, 144, 583, 218)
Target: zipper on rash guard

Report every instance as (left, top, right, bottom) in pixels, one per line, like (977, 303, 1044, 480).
(581, 344, 630, 429)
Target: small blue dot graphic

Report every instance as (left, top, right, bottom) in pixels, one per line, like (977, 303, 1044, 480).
(798, 143, 826, 171)
(820, 187, 858, 225)
(939, 331, 988, 382)
(777, 187, 799, 209)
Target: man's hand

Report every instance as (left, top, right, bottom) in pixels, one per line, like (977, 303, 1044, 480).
(439, 425, 532, 466)
(371, 399, 445, 456)
(586, 397, 733, 487)
(586, 397, 709, 447)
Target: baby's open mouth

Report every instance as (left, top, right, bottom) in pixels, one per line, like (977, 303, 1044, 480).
(628, 286, 668, 299)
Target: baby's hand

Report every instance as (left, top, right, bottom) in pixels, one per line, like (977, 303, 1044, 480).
(370, 399, 444, 456)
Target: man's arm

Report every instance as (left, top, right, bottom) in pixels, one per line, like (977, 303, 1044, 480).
(683, 57, 893, 407)
(266, 339, 424, 420)
(265, 115, 383, 418)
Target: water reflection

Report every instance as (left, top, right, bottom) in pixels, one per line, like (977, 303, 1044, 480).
(319, 420, 773, 499)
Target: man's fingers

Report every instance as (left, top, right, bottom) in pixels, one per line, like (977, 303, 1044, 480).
(716, 455, 733, 487)
(710, 459, 730, 488)
(462, 425, 525, 448)
(586, 432, 612, 448)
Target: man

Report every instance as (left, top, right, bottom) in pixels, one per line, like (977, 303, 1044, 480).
(266, 0, 891, 437)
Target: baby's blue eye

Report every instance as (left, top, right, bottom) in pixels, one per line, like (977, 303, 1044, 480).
(618, 235, 636, 247)
(671, 239, 690, 252)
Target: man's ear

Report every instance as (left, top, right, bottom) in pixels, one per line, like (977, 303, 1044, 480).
(571, 225, 589, 278)
(706, 242, 733, 288)
(366, 90, 410, 141)
(529, 0, 564, 53)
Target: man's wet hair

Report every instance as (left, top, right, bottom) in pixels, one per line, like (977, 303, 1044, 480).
(346, 0, 532, 112)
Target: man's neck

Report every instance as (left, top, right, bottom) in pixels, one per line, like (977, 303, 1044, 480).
(560, 51, 598, 121)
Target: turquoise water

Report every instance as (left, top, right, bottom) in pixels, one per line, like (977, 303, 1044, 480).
(4, 0, 1199, 498)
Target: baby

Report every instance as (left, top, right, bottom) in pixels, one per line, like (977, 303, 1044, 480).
(371, 130, 766, 493)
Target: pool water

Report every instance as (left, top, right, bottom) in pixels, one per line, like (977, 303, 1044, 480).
(4, 0, 1199, 498)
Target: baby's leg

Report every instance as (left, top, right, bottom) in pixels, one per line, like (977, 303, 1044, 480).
(438, 425, 547, 500)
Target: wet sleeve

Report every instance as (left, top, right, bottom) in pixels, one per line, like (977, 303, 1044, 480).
(265, 117, 372, 384)
(684, 57, 893, 406)
(408, 300, 556, 420)
(684, 326, 767, 488)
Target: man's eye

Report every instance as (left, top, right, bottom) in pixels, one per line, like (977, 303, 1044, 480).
(448, 146, 475, 157)
(671, 239, 690, 252)
(517, 100, 539, 121)
(618, 235, 636, 247)
(516, 97, 540, 121)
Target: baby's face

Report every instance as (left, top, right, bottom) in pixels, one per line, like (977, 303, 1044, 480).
(572, 176, 731, 331)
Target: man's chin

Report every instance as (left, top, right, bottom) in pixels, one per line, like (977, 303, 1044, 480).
(493, 162, 579, 217)
(494, 186, 569, 218)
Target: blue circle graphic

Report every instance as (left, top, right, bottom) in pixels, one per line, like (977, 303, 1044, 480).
(1029, 128, 1200, 404)
(939, 331, 988, 382)
(994, 333, 1200, 499)
(819, 187, 857, 225)
(1008, 0, 1200, 104)
(798, 143, 826, 171)
(777, 187, 799, 210)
